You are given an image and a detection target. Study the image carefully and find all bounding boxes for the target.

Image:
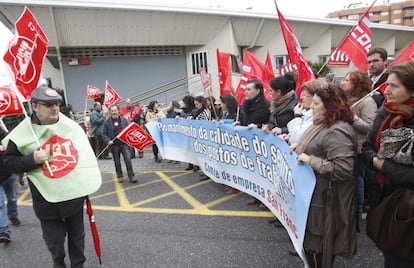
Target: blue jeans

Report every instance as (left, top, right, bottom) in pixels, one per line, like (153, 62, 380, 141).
(111, 144, 134, 178)
(0, 175, 18, 235)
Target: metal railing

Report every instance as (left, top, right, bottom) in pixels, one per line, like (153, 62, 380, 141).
(72, 74, 207, 124)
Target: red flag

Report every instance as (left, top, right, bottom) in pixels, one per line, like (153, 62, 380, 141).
(86, 85, 103, 100)
(265, 51, 274, 74)
(0, 86, 24, 116)
(377, 82, 387, 94)
(103, 81, 121, 109)
(276, 6, 315, 96)
(327, 49, 351, 67)
(279, 62, 298, 77)
(329, 1, 376, 71)
(198, 67, 211, 90)
(117, 123, 155, 151)
(234, 50, 274, 106)
(216, 49, 232, 95)
(389, 40, 414, 69)
(3, 7, 49, 100)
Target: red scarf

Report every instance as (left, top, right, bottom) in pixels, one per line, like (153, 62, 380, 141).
(375, 97, 414, 187)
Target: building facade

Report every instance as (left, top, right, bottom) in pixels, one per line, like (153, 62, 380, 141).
(327, 0, 414, 26)
(1, 1, 413, 112)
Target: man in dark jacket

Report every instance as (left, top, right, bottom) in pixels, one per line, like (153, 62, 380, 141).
(101, 105, 137, 183)
(2, 86, 102, 268)
(367, 47, 388, 108)
(240, 79, 270, 128)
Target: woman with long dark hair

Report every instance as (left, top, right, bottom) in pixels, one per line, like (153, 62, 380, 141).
(291, 84, 357, 268)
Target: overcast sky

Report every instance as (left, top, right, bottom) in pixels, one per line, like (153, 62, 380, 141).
(0, 0, 400, 85)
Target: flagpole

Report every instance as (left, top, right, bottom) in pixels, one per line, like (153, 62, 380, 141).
(4, 68, 55, 177)
(316, 60, 329, 76)
(0, 116, 8, 132)
(206, 87, 218, 120)
(351, 83, 384, 108)
(96, 122, 138, 159)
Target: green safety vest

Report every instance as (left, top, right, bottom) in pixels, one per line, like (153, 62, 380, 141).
(3, 113, 102, 202)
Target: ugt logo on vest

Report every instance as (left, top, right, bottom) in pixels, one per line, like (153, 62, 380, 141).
(41, 135, 79, 178)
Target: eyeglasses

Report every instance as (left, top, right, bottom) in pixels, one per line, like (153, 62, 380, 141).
(38, 102, 61, 108)
(368, 59, 381, 64)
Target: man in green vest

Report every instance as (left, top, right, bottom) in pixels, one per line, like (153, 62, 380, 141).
(2, 86, 102, 268)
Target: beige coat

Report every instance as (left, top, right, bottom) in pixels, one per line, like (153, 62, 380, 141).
(145, 109, 166, 122)
(304, 121, 357, 267)
(352, 96, 377, 153)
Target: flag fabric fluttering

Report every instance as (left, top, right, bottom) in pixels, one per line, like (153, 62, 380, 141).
(279, 62, 298, 77)
(3, 7, 49, 100)
(327, 49, 351, 67)
(0, 86, 24, 116)
(328, 1, 376, 71)
(389, 40, 414, 69)
(117, 123, 155, 151)
(103, 81, 121, 109)
(265, 51, 274, 76)
(216, 49, 233, 96)
(276, 5, 315, 96)
(234, 50, 274, 106)
(86, 85, 103, 100)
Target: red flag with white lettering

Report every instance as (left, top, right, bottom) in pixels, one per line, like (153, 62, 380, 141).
(276, 6, 315, 96)
(103, 81, 121, 109)
(117, 123, 155, 151)
(86, 85, 103, 99)
(329, 1, 376, 71)
(234, 50, 274, 106)
(0, 86, 24, 115)
(217, 49, 232, 96)
(279, 62, 298, 77)
(327, 49, 350, 67)
(3, 7, 49, 100)
(389, 40, 414, 69)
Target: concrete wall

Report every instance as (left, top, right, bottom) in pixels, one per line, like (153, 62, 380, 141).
(62, 55, 186, 111)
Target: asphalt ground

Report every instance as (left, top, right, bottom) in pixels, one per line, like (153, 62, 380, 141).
(0, 149, 384, 267)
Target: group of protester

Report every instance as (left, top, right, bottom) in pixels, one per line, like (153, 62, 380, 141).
(0, 46, 413, 268)
(156, 47, 414, 268)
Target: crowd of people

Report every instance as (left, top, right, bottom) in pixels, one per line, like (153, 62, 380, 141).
(0, 47, 413, 268)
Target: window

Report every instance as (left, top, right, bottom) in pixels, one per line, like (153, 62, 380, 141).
(394, 9, 401, 14)
(393, 18, 401, 23)
(403, 7, 414, 12)
(348, 14, 360, 20)
(274, 55, 287, 69)
(191, 51, 208, 75)
(318, 55, 329, 64)
(371, 11, 381, 16)
(381, 11, 388, 16)
(230, 54, 241, 73)
(404, 16, 414, 22)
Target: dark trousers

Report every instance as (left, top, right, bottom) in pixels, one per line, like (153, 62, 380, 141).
(40, 207, 85, 268)
(111, 144, 134, 178)
(152, 144, 159, 157)
(384, 253, 414, 268)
